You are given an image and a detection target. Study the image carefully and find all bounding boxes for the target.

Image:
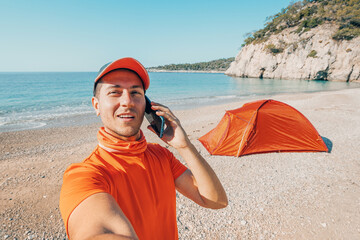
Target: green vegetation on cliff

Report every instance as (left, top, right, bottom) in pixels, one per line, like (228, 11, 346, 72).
(148, 57, 235, 72)
(243, 0, 360, 46)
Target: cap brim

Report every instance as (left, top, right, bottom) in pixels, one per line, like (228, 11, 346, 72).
(94, 57, 150, 90)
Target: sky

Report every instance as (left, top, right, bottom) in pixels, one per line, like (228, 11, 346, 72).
(0, 0, 293, 71)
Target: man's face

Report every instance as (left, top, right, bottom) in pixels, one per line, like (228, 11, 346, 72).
(92, 69, 146, 141)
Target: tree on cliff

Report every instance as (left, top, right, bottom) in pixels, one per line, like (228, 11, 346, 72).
(243, 0, 360, 46)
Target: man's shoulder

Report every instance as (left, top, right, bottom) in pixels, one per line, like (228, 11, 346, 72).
(146, 142, 162, 149)
(145, 142, 176, 161)
(146, 142, 171, 153)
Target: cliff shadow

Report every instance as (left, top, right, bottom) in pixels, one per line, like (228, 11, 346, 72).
(321, 136, 333, 153)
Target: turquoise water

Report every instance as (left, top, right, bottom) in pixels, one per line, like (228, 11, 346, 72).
(0, 72, 359, 132)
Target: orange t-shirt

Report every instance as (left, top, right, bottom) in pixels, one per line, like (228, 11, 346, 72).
(59, 128, 187, 240)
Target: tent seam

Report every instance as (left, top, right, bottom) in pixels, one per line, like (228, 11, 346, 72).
(212, 112, 231, 154)
(236, 111, 256, 157)
(236, 100, 271, 157)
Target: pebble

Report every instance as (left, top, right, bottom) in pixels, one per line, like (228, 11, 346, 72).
(27, 234, 36, 240)
(320, 222, 327, 228)
(241, 220, 247, 226)
(4, 235, 9, 239)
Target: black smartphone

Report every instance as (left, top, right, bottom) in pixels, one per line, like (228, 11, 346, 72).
(145, 95, 165, 138)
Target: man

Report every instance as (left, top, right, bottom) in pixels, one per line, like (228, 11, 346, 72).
(59, 57, 228, 240)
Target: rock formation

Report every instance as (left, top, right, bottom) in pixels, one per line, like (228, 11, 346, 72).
(225, 23, 360, 82)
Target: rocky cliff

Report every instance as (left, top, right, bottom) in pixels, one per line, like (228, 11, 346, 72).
(225, 23, 360, 82)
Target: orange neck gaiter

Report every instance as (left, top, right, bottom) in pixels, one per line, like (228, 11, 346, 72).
(97, 127, 147, 155)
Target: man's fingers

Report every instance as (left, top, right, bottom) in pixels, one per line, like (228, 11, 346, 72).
(150, 102, 182, 129)
(151, 102, 172, 113)
(151, 103, 177, 120)
(155, 110, 177, 123)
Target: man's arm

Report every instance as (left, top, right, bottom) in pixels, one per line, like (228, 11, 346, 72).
(68, 192, 139, 240)
(150, 103, 228, 209)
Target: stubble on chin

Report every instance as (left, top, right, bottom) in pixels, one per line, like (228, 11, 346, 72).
(103, 124, 140, 140)
(107, 118, 144, 141)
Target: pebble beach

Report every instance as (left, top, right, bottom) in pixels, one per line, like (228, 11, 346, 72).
(1, 88, 360, 239)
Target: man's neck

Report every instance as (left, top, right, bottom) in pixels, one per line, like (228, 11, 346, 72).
(104, 127, 141, 141)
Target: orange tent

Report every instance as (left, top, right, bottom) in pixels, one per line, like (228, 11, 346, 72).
(198, 99, 328, 157)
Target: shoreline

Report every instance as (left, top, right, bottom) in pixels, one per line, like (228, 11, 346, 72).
(2, 86, 360, 134)
(1, 88, 360, 239)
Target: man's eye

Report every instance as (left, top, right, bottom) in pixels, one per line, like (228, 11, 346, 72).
(109, 91, 121, 95)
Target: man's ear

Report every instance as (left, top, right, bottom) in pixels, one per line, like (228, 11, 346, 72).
(92, 97, 100, 116)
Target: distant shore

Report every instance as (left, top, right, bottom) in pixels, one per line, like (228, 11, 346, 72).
(147, 68, 226, 73)
(1, 88, 360, 239)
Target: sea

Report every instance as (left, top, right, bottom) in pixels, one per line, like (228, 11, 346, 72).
(0, 72, 359, 132)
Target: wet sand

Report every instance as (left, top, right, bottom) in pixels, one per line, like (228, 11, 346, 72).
(1, 88, 360, 239)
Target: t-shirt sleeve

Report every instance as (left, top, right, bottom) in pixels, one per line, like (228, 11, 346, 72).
(162, 147, 188, 180)
(59, 163, 109, 236)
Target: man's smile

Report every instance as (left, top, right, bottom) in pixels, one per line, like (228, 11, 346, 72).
(117, 112, 136, 121)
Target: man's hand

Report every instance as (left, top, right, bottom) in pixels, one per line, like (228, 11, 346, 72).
(148, 102, 228, 209)
(148, 102, 191, 149)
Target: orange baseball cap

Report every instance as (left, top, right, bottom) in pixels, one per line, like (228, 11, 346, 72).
(94, 57, 150, 90)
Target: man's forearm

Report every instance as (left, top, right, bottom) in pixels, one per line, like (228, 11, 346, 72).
(176, 142, 228, 209)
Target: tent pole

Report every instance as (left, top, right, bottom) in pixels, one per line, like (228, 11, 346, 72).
(236, 111, 256, 157)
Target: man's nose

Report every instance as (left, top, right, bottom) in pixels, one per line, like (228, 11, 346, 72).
(120, 91, 133, 106)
